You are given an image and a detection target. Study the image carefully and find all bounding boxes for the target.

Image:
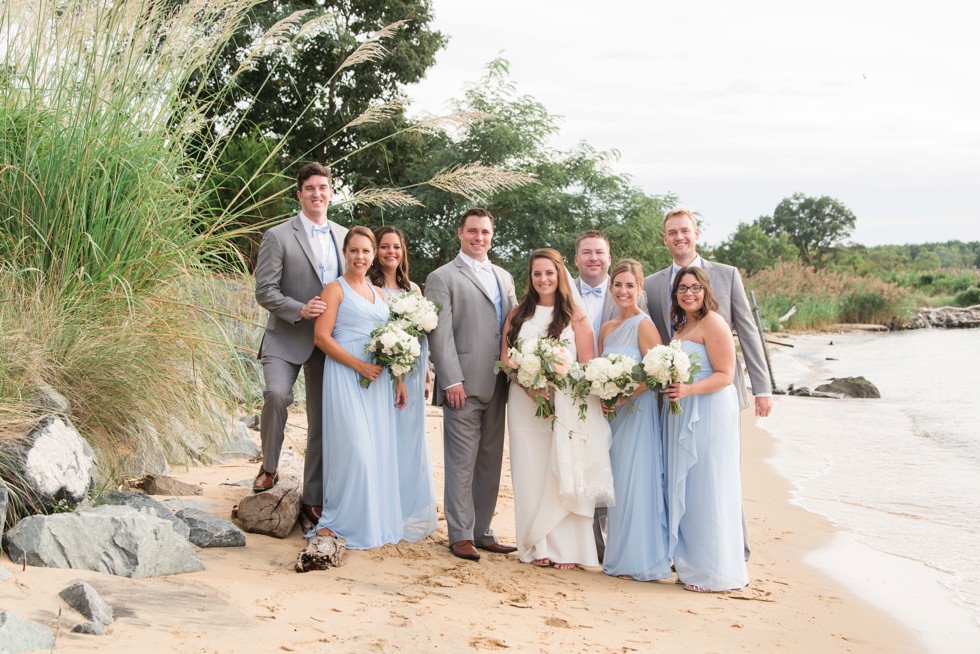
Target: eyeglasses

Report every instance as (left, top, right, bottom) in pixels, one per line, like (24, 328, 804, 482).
(676, 284, 704, 294)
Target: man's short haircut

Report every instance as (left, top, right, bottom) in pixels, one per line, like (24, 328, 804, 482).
(574, 229, 610, 253)
(458, 207, 495, 229)
(662, 208, 698, 230)
(296, 162, 333, 192)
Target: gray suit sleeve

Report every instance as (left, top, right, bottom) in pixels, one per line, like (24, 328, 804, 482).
(728, 268, 772, 396)
(425, 271, 464, 388)
(254, 229, 305, 323)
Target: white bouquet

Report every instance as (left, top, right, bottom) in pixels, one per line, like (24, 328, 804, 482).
(496, 337, 573, 420)
(641, 341, 700, 413)
(361, 319, 423, 387)
(578, 353, 641, 420)
(386, 291, 440, 336)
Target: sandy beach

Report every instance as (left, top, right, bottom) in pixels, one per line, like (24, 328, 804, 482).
(1, 404, 924, 653)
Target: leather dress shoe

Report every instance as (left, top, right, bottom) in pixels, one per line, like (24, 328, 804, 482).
(449, 540, 481, 561)
(479, 542, 517, 554)
(252, 468, 279, 492)
(301, 504, 322, 523)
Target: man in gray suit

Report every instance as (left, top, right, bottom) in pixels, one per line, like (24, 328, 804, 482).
(571, 229, 648, 562)
(644, 208, 772, 559)
(253, 163, 348, 525)
(425, 208, 518, 561)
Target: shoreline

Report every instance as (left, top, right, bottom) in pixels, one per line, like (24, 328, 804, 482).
(761, 329, 980, 652)
(0, 407, 925, 652)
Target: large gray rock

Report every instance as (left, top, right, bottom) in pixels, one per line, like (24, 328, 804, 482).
(59, 581, 113, 626)
(142, 474, 203, 496)
(814, 376, 881, 399)
(175, 508, 246, 548)
(2, 505, 203, 578)
(0, 611, 55, 653)
(218, 420, 261, 459)
(0, 416, 96, 514)
(31, 384, 70, 413)
(98, 490, 190, 538)
(117, 422, 171, 478)
(236, 451, 303, 539)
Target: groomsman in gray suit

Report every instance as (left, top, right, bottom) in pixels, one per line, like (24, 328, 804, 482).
(253, 163, 348, 525)
(425, 208, 518, 561)
(571, 229, 648, 562)
(644, 208, 772, 559)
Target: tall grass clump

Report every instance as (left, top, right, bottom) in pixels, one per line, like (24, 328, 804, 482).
(746, 261, 913, 330)
(0, 0, 296, 492)
(0, 0, 539, 513)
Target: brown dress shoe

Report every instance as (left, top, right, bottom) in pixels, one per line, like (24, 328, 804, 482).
(252, 468, 279, 492)
(449, 540, 481, 561)
(301, 504, 322, 523)
(479, 542, 518, 554)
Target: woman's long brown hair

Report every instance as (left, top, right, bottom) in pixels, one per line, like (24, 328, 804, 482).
(507, 248, 576, 345)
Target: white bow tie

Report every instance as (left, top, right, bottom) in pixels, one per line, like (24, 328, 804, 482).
(473, 261, 492, 274)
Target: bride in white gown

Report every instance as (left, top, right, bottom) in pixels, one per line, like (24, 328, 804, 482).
(500, 248, 614, 569)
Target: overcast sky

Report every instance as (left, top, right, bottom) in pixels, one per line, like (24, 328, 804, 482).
(405, 1, 979, 247)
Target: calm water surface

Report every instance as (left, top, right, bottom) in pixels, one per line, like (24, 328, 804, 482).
(763, 328, 980, 651)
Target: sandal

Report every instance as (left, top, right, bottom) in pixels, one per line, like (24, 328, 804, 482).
(530, 558, 552, 567)
(552, 562, 576, 571)
(682, 583, 714, 593)
(316, 527, 338, 539)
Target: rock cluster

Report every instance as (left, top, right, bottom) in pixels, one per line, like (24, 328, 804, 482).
(920, 305, 980, 329)
(788, 376, 881, 399)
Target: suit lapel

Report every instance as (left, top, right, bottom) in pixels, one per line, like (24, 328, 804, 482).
(329, 221, 346, 274)
(290, 214, 320, 277)
(657, 269, 672, 336)
(456, 256, 494, 303)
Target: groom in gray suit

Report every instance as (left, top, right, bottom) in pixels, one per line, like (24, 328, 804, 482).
(644, 208, 772, 559)
(253, 163, 348, 525)
(425, 208, 518, 561)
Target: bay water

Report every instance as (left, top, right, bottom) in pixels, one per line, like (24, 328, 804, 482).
(761, 328, 980, 652)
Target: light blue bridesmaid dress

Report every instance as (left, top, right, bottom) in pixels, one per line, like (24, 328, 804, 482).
(665, 340, 748, 591)
(383, 284, 438, 542)
(312, 278, 402, 549)
(600, 314, 671, 580)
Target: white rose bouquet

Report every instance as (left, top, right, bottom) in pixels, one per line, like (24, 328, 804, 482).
(361, 319, 423, 388)
(574, 353, 641, 420)
(641, 341, 700, 413)
(386, 291, 440, 336)
(495, 337, 573, 420)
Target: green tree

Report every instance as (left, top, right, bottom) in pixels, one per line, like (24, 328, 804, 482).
(200, 1, 446, 179)
(350, 59, 675, 284)
(758, 193, 857, 267)
(712, 221, 798, 275)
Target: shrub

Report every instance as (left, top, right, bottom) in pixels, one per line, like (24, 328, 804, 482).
(746, 261, 912, 330)
(954, 287, 980, 307)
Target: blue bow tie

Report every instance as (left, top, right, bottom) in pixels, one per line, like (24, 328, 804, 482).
(312, 225, 331, 237)
(581, 285, 603, 297)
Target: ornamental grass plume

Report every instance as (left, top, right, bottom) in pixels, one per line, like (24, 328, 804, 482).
(0, 0, 538, 523)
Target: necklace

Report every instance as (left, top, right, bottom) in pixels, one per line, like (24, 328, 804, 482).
(344, 275, 374, 302)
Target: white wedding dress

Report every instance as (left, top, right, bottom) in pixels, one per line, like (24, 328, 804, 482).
(507, 305, 614, 566)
